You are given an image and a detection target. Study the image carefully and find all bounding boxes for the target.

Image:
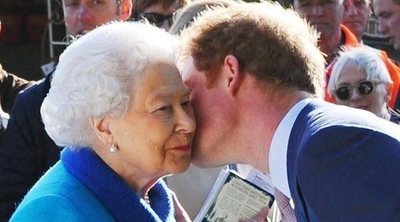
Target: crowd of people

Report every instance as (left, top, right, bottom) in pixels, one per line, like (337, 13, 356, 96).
(1, 0, 400, 221)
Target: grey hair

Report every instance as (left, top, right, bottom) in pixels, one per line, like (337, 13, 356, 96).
(328, 46, 392, 96)
(41, 21, 179, 148)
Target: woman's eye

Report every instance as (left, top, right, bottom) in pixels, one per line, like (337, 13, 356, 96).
(157, 105, 171, 112)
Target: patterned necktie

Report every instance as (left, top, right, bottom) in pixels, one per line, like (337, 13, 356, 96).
(275, 189, 297, 222)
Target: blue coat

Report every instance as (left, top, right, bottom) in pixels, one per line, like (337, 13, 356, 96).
(287, 100, 400, 221)
(10, 148, 175, 222)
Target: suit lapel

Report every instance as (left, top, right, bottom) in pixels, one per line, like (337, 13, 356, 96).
(286, 100, 319, 221)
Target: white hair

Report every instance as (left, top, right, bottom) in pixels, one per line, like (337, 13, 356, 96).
(328, 46, 392, 96)
(41, 21, 179, 148)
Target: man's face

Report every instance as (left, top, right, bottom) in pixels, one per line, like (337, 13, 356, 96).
(343, 0, 370, 41)
(180, 57, 234, 167)
(293, 0, 345, 40)
(63, 0, 131, 36)
(373, 0, 400, 50)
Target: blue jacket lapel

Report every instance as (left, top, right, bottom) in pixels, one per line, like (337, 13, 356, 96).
(61, 148, 174, 222)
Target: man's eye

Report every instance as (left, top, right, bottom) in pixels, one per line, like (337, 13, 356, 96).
(321, 0, 334, 5)
(380, 12, 391, 19)
(65, 1, 79, 7)
(91, 0, 105, 7)
(354, 0, 362, 6)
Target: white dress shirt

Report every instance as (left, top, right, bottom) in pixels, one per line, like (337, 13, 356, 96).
(269, 98, 312, 198)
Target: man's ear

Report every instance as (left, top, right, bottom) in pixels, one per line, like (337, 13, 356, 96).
(223, 55, 242, 96)
(119, 0, 133, 20)
(91, 116, 113, 146)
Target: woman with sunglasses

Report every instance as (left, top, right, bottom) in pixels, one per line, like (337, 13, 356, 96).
(328, 46, 400, 123)
(132, 0, 190, 31)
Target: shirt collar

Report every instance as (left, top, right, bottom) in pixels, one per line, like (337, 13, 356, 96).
(269, 98, 312, 198)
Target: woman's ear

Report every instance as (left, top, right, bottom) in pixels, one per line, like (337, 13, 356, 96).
(223, 55, 242, 96)
(91, 116, 113, 146)
(386, 84, 392, 102)
(119, 0, 133, 21)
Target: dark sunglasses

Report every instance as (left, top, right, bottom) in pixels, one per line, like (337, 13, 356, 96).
(138, 13, 173, 27)
(335, 80, 381, 101)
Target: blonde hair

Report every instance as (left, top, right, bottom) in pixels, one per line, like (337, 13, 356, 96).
(179, 1, 325, 97)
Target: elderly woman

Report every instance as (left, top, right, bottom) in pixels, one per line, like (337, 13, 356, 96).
(10, 22, 195, 221)
(328, 46, 400, 123)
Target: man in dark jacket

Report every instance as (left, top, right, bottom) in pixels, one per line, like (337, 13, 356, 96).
(0, 64, 32, 138)
(0, 65, 31, 114)
(0, 0, 132, 220)
(0, 21, 32, 139)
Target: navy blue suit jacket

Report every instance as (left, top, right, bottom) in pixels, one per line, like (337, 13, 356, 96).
(286, 100, 400, 221)
(0, 73, 60, 221)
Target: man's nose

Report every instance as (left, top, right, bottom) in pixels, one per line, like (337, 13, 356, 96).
(78, 6, 93, 23)
(378, 19, 388, 35)
(346, 4, 357, 17)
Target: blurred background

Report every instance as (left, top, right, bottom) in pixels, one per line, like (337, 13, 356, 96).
(0, 0, 66, 80)
(0, 0, 398, 81)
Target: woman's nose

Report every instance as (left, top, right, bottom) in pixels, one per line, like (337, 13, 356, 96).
(175, 108, 196, 134)
(350, 88, 362, 100)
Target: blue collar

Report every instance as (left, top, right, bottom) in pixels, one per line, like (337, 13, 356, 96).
(61, 148, 174, 222)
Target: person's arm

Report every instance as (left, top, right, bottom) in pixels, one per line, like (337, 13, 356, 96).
(0, 65, 33, 113)
(0, 92, 42, 220)
(296, 126, 400, 221)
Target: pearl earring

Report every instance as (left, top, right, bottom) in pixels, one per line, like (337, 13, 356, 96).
(109, 144, 117, 153)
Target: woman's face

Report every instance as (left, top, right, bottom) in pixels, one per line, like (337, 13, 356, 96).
(334, 61, 389, 116)
(110, 62, 195, 182)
